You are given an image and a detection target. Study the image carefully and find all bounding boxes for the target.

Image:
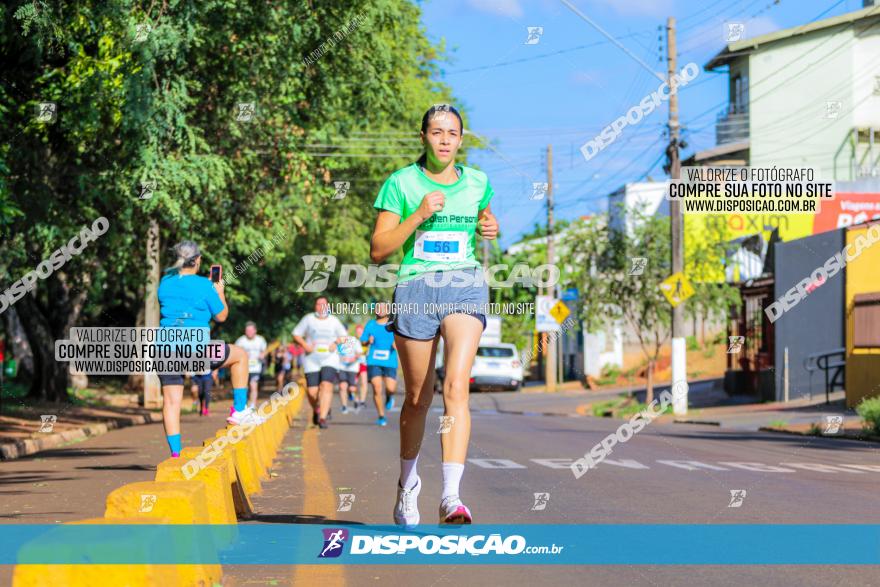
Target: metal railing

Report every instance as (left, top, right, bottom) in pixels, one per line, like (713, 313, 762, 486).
(803, 347, 845, 404)
(716, 107, 749, 145)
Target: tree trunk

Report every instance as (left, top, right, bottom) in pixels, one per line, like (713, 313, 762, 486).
(16, 295, 70, 402)
(15, 268, 93, 403)
(645, 359, 654, 405)
(1, 307, 34, 380)
(125, 300, 146, 392)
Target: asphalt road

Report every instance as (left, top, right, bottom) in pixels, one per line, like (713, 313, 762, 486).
(232, 389, 880, 587)
(2, 387, 879, 586)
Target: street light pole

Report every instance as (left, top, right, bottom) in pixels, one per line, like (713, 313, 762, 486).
(667, 16, 687, 415)
(545, 144, 558, 392)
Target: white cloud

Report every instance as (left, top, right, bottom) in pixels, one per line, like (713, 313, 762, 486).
(466, 0, 524, 18)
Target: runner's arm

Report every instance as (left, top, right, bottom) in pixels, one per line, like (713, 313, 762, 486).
(292, 335, 312, 354)
(478, 203, 498, 240)
(370, 191, 445, 263)
(211, 281, 229, 322)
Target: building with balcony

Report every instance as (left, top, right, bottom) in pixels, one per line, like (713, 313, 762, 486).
(693, 3, 880, 179)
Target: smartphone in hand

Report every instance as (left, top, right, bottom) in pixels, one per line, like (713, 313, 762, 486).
(210, 264, 222, 283)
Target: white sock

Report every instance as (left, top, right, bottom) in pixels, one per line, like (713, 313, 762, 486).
(441, 462, 464, 500)
(399, 456, 419, 490)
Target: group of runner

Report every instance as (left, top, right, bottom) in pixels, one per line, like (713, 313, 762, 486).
(156, 103, 497, 525)
(290, 298, 399, 429)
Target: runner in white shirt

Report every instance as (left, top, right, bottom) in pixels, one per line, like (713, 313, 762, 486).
(292, 297, 347, 429)
(353, 323, 369, 412)
(337, 328, 364, 414)
(234, 321, 268, 411)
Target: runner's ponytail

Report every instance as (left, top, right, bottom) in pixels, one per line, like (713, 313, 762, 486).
(165, 240, 201, 275)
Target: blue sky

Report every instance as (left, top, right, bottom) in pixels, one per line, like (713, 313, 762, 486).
(418, 0, 865, 247)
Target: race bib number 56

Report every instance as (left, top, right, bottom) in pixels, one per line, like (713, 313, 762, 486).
(413, 230, 467, 262)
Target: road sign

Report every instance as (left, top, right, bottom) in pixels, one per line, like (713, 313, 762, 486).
(535, 295, 560, 332)
(561, 288, 579, 301)
(660, 272, 694, 307)
(549, 300, 570, 324)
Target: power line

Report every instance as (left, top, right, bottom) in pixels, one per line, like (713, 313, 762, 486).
(560, 0, 665, 82)
(442, 30, 656, 76)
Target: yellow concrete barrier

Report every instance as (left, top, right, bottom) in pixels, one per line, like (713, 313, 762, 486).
(233, 424, 271, 478)
(105, 481, 211, 524)
(263, 411, 281, 447)
(179, 446, 254, 518)
(12, 518, 222, 587)
(210, 430, 262, 495)
(261, 417, 279, 459)
(246, 420, 271, 468)
(156, 456, 236, 525)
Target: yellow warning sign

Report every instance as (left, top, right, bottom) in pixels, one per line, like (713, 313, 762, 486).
(660, 272, 694, 307)
(549, 300, 570, 324)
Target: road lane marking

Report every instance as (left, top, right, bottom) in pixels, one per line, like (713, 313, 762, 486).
(718, 462, 796, 473)
(293, 405, 346, 587)
(656, 460, 730, 471)
(468, 458, 527, 469)
(466, 458, 880, 473)
(530, 458, 575, 469)
(601, 458, 651, 470)
(780, 463, 866, 474)
(841, 464, 880, 472)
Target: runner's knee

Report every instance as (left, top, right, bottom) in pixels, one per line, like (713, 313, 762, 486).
(443, 378, 468, 403)
(404, 390, 431, 411)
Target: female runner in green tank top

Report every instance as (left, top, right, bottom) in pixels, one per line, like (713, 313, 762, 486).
(370, 104, 499, 525)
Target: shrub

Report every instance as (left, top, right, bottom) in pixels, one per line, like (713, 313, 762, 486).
(856, 397, 880, 435)
(596, 364, 621, 386)
(686, 335, 699, 351)
(591, 398, 622, 418)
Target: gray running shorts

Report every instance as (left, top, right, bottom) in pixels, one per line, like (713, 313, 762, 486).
(390, 267, 489, 340)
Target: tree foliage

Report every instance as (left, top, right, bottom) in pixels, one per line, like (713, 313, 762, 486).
(0, 0, 456, 400)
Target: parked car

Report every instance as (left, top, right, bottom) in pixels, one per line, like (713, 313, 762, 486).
(469, 343, 523, 391)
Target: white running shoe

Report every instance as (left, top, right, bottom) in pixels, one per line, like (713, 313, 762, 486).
(439, 495, 472, 525)
(393, 476, 421, 527)
(247, 406, 267, 425)
(227, 406, 263, 425)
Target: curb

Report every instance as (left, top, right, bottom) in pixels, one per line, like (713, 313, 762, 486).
(0, 412, 163, 461)
(11, 382, 306, 586)
(758, 425, 880, 442)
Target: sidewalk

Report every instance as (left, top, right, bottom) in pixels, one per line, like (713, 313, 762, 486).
(0, 386, 240, 460)
(659, 390, 878, 441)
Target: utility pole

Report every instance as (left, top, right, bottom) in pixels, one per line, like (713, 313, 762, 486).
(667, 16, 687, 416)
(545, 144, 558, 392)
(144, 219, 162, 408)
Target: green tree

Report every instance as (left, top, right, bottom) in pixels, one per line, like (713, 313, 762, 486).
(0, 0, 456, 401)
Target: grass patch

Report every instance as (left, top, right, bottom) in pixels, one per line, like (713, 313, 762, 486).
(767, 419, 788, 428)
(616, 400, 672, 419)
(686, 335, 700, 351)
(596, 365, 621, 387)
(856, 397, 880, 435)
(591, 398, 626, 417)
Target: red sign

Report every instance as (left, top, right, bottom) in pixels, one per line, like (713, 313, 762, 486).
(813, 192, 880, 234)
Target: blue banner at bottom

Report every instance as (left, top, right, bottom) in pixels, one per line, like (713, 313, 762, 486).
(2, 524, 878, 565)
